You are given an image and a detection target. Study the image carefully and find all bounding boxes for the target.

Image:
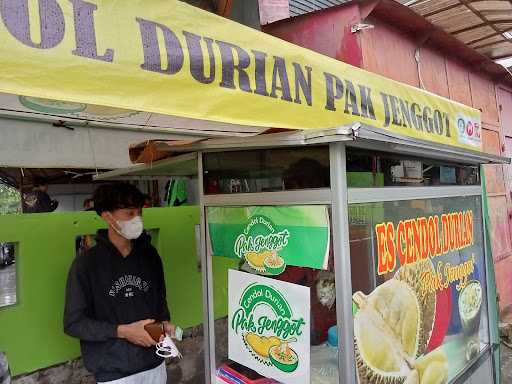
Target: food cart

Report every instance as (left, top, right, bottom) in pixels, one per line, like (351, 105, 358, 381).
(98, 124, 506, 384)
(0, 1, 506, 382)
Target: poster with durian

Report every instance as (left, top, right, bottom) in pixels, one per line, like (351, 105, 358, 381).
(207, 206, 330, 275)
(228, 270, 310, 384)
(351, 196, 487, 384)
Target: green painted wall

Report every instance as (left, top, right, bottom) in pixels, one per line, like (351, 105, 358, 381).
(0, 207, 218, 376)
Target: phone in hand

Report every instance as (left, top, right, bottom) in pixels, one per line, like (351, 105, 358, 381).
(144, 322, 164, 342)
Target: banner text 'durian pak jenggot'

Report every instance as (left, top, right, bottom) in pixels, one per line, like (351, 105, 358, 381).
(0, 0, 481, 150)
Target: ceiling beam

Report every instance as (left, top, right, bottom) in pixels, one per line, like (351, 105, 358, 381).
(472, 38, 509, 50)
(423, 2, 469, 18)
(458, 0, 511, 40)
(490, 52, 512, 60)
(465, 26, 512, 46)
(451, 19, 512, 35)
(479, 9, 512, 17)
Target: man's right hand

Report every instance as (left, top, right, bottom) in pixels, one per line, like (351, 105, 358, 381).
(117, 319, 156, 347)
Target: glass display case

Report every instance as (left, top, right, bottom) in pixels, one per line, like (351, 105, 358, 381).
(191, 132, 501, 384)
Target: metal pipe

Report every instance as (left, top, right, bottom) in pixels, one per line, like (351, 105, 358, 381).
(480, 172, 498, 383)
(198, 152, 214, 383)
(329, 142, 357, 384)
(0, 110, 261, 138)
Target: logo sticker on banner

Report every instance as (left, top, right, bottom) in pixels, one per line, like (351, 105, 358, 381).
(456, 113, 481, 147)
(228, 270, 310, 384)
(208, 206, 330, 274)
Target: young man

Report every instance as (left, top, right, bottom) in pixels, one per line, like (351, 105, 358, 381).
(22, 177, 58, 213)
(64, 183, 174, 383)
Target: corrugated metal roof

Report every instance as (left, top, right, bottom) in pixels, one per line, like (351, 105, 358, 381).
(396, 0, 512, 62)
(289, 0, 350, 17)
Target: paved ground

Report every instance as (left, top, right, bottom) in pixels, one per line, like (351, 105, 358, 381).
(0, 264, 17, 307)
(2, 268, 512, 384)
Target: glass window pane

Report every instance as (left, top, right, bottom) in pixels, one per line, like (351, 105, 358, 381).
(346, 147, 480, 187)
(208, 205, 338, 384)
(0, 242, 17, 307)
(203, 147, 330, 194)
(349, 195, 489, 384)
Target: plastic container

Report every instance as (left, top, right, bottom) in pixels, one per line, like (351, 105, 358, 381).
(327, 326, 338, 347)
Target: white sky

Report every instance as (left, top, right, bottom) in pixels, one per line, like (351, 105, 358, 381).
(496, 57, 512, 69)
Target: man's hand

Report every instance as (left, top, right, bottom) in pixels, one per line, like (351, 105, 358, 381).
(117, 319, 156, 347)
(162, 321, 176, 340)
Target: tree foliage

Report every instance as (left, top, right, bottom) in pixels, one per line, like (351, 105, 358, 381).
(0, 183, 21, 214)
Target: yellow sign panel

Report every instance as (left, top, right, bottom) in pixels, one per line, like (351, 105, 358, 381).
(0, 0, 481, 150)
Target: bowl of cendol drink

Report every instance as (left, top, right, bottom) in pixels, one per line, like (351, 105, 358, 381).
(458, 280, 483, 338)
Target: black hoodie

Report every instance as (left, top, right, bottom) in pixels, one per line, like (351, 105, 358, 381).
(64, 230, 170, 382)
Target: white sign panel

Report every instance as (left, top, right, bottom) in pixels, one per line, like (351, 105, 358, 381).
(228, 270, 310, 384)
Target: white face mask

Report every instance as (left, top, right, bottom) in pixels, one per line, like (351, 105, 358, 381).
(113, 215, 144, 240)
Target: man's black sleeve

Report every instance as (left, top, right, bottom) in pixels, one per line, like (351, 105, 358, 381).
(153, 248, 171, 322)
(63, 256, 118, 341)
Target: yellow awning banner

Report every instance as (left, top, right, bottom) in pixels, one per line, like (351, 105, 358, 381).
(0, 0, 482, 150)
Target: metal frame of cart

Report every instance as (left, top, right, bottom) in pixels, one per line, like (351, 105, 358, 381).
(97, 124, 507, 384)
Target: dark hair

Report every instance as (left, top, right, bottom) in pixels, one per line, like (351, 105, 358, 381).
(33, 177, 48, 188)
(93, 183, 144, 216)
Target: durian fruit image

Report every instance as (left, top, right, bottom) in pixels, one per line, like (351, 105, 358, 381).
(396, 259, 437, 355)
(353, 279, 421, 384)
(419, 360, 448, 384)
(413, 348, 447, 376)
(405, 349, 448, 384)
(244, 333, 281, 365)
(353, 278, 448, 384)
(245, 251, 274, 273)
(404, 370, 419, 384)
